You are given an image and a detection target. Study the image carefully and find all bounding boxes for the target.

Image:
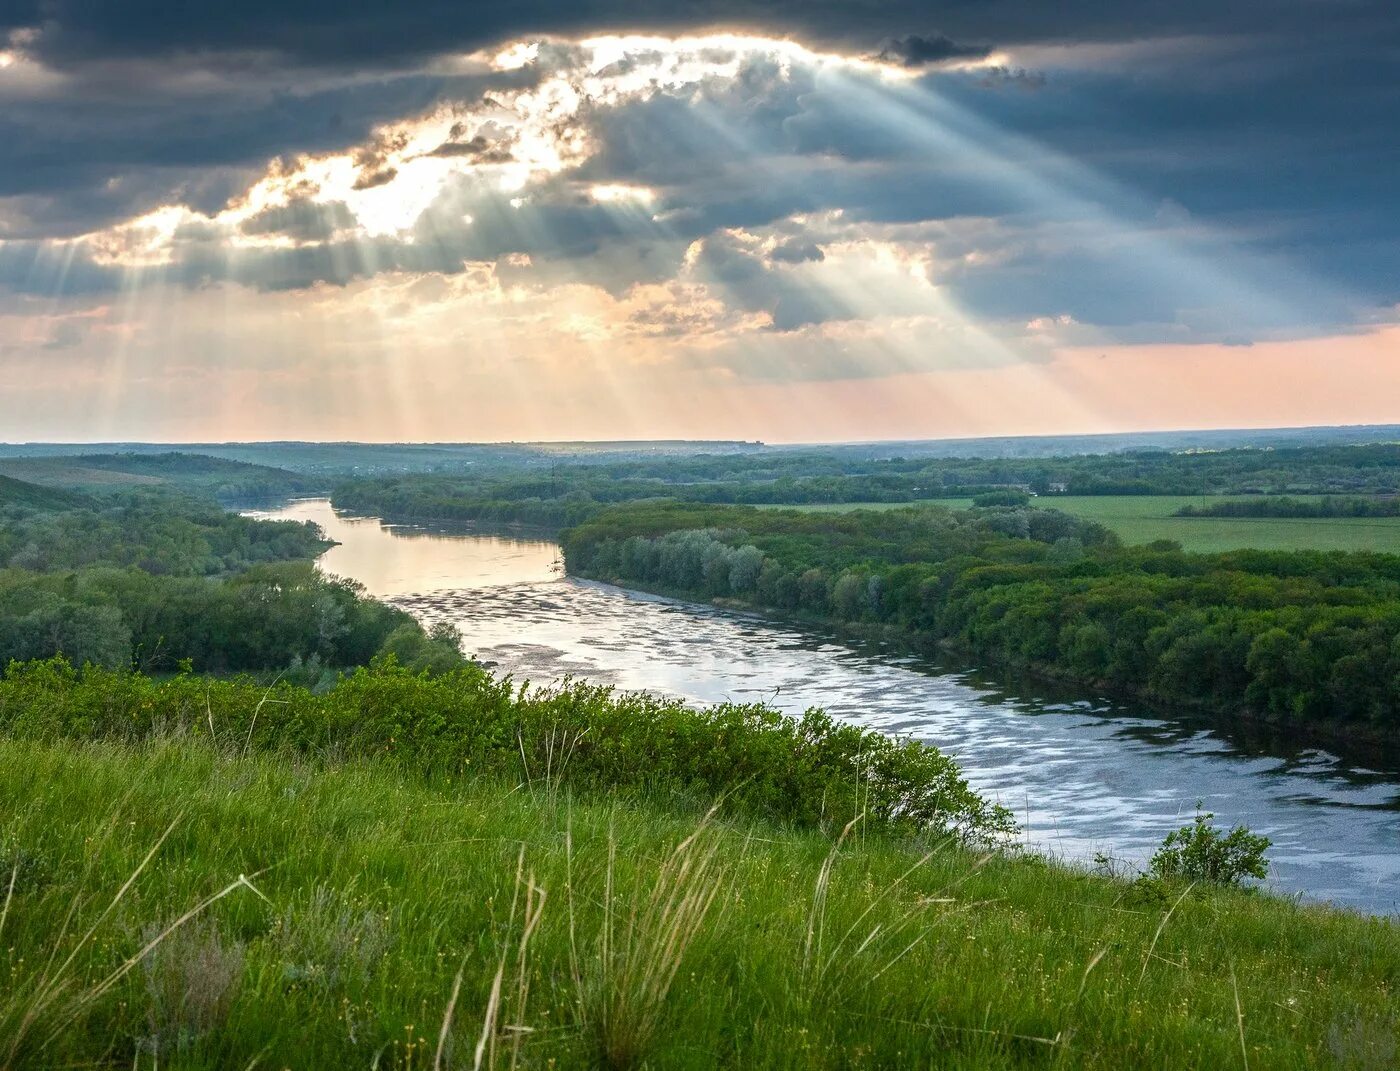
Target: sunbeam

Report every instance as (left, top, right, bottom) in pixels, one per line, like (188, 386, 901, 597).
(0, 30, 1391, 441)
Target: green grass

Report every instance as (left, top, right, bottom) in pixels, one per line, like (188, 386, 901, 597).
(763, 496, 1400, 553)
(0, 735, 1395, 1069)
(1038, 496, 1400, 553)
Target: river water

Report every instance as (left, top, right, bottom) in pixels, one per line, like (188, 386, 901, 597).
(252, 499, 1400, 914)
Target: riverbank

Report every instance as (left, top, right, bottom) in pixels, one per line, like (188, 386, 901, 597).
(570, 567, 1400, 765)
(561, 503, 1400, 755)
(239, 498, 1400, 913)
(4, 730, 1396, 1069)
(262, 496, 1400, 758)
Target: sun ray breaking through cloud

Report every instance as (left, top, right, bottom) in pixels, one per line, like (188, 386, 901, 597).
(0, 28, 1393, 441)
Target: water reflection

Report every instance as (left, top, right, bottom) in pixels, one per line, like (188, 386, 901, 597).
(253, 500, 1400, 914)
(246, 498, 560, 595)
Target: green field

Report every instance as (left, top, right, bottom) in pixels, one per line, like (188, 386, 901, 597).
(2, 734, 1396, 1069)
(763, 496, 1400, 553)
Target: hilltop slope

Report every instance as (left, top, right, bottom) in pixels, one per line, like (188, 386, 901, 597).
(0, 472, 90, 510)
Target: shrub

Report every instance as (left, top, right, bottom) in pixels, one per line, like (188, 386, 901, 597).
(0, 658, 1015, 844)
(1148, 809, 1271, 887)
(971, 490, 1032, 507)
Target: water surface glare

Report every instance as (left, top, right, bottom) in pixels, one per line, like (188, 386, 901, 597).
(254, 499, 1400, 914)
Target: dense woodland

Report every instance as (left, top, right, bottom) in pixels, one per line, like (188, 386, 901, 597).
(564, 502, 1400, 740)
(0, 482, 461, 675)
(9, 439, 1400, 738)
(333, 442, 1400, 527)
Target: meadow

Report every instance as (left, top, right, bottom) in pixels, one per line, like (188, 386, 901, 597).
(2, 734, 1396, 1070)
(763, 496, 1400, 553)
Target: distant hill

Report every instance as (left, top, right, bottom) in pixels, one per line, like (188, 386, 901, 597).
(0, 473, 90, 510)
(0, 452, 316, 502)
(2, 425, 1399, 474)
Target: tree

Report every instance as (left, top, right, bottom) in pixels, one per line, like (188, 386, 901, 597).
(727, 545, 764, 593)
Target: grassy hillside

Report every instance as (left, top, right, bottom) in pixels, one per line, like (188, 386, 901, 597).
(765, 496, 1400, 554)
(0, 660, 1394, 1068)
(2, 736, 1395, 1070)
(0, 473, 89, 510)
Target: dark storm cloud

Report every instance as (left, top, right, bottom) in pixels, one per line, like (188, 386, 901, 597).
(425, 135, 515, 164)
(6, 1, 1395, 71)
(0, 66, 540, 237)
(0, 0, 1396, 344)
(875, 34, 990, 68)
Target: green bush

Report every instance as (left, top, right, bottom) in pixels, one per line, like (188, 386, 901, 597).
(971, 490, 1032, 507)
(1148, 809, 1271, 887)
(0, 658, 1014, 844)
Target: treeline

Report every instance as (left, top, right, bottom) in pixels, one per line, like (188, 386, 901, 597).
(563, 503, 1400, 739)
(0, 491, 463, 676)
(333, 480, 606, 528)
(494, 441, 1400, 497)
(0, 657, 1010, 841)
(1175, 496, 1400, 518)
(0, 563, 456, 674)
(330, 472, 1060, 529)
(0, 490, 330, 575)
(330, 442, 1400, 530)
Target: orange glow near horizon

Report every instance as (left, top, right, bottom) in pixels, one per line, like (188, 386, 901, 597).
(2, 321, 1396, 445)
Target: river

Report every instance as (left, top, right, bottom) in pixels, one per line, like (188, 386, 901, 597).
(251, 498, 1400, 914)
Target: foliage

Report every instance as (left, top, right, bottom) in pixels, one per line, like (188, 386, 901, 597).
(0, 657, 1012, 843)
(372, 620, 470, 676)
(1176, 495, 1400, 518)
(0, 474, 90, 511)
(331, 441, 1400, 532)
(0, 490, 462, 673)
(972, 489, 1032, 507)
(0, 564, 433, 673)
(0, 489, 329, 575)
(0, 451, 316, 502)
(563, 502, 1400, 738)
(0, 735, 1393, 1069)
(1148, 809, 1272, 887)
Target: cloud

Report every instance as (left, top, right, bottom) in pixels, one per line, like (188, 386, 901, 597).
(425, 129, 517, 164)
(875, 34, 991, 68)
(769, 238, 825, 263)
(239, 198, 358, 241)
(0, 28, 1392, 380)
(6, 1, 1390, 75)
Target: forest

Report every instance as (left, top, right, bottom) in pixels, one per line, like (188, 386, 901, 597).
(563, 502, 1400, 741)
(331, 441, 1400, 528)
(0, 482, 462, 676)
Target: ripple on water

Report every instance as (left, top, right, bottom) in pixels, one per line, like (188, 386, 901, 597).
(388, 578, 1400, 913)
(249, 502, 1400, 914)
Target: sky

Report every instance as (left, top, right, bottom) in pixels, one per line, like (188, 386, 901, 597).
(0, 2, 1396, 443)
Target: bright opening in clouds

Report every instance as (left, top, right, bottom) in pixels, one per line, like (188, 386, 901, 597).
(0, 6, 1396, 441)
